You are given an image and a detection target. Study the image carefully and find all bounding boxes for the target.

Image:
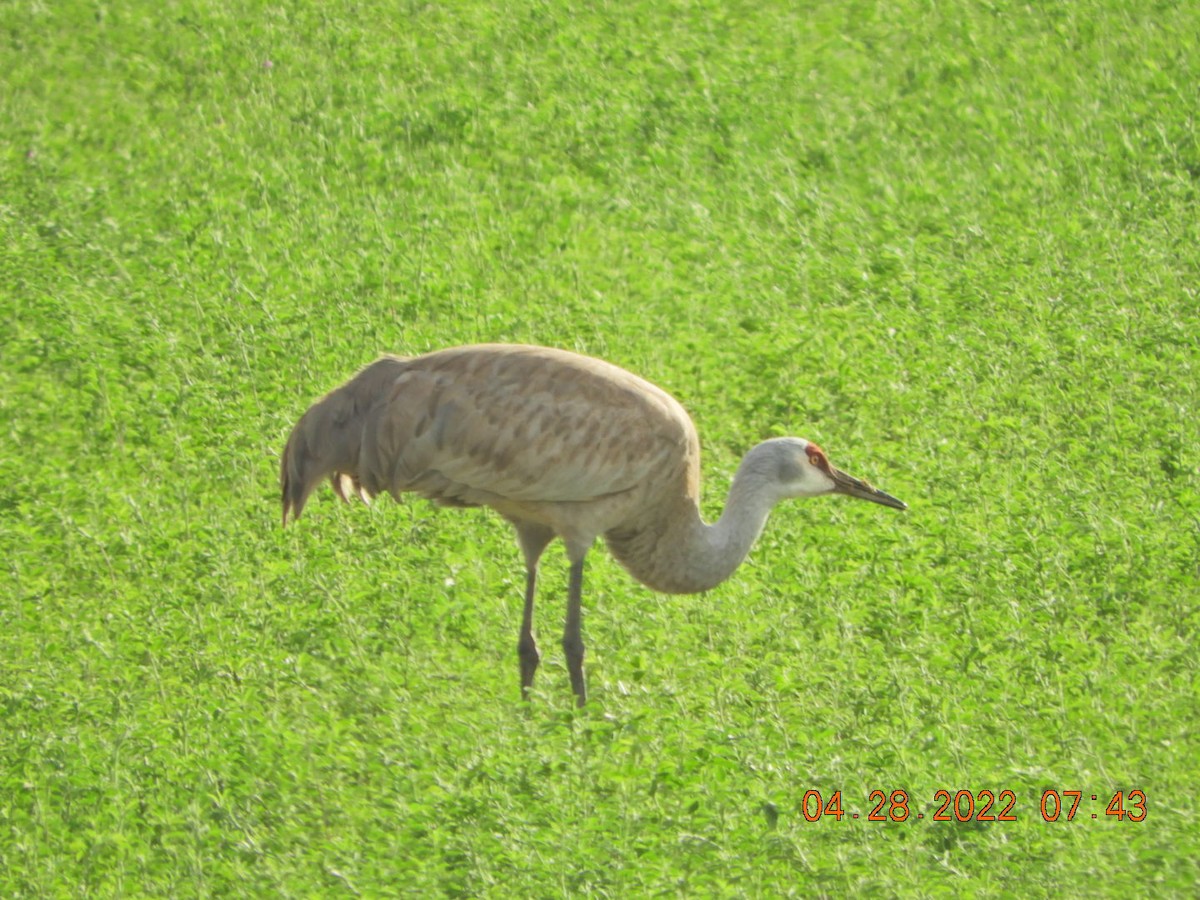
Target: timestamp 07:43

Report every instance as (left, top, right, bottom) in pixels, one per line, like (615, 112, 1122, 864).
(799, 789, 1148, 823)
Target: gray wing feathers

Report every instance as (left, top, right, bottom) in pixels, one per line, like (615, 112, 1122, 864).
(366, 369, 672, 504)
(281, 356, 408, 523)
(282, 346, 695, 523)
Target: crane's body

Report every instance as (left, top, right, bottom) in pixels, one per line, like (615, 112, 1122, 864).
(281, 343, 905, 705)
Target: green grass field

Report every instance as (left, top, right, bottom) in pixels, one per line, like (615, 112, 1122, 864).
(2, 0, 1197, 895)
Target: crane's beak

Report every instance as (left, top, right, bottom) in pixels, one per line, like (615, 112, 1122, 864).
(830, 467, 907, 510)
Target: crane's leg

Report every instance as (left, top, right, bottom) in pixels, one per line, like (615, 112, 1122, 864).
(563, 559, 587, 707)
(512, 522, 554, 701)
(518, 565, 540, 700)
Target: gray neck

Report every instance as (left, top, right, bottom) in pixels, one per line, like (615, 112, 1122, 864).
(683, 464, 780, 591)
(607, 455, 782, 594)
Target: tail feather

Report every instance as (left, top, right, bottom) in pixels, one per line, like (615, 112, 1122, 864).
(280, 356, 408, 526)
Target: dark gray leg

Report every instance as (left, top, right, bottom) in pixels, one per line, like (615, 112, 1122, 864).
(562, 559, 587, 707)
(518, 566, 540, 700)
(511, 521, 553, 702)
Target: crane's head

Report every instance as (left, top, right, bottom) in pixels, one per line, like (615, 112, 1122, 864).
(756, 437, 907, 510)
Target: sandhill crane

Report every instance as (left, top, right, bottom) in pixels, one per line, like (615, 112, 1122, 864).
(280, 344, 905, 706)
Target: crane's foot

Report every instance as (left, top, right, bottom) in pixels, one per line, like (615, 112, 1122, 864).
(518, 636, 540, 701)
(563, 635, 586, 706)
